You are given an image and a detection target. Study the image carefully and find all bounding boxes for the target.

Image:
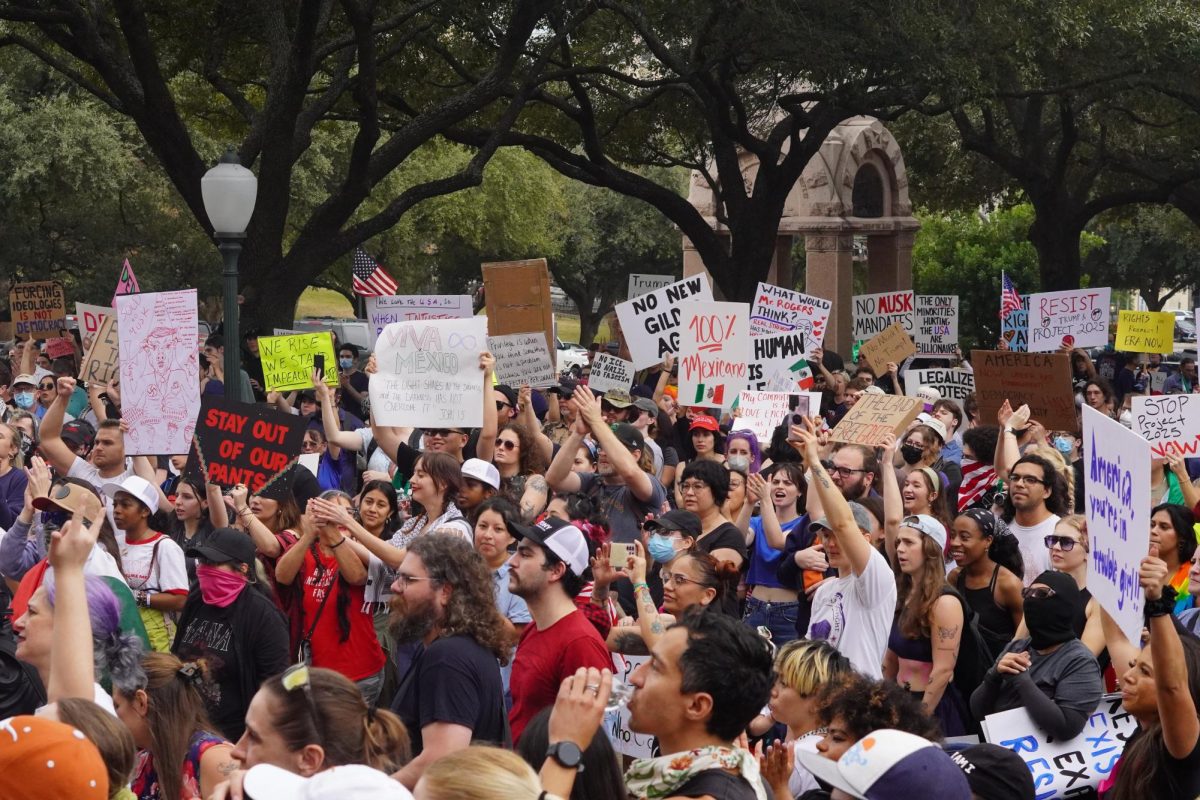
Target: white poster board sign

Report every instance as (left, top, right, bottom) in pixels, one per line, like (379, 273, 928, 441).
(852, 290, 914, 340)
(983, 694, 1136, 799)
(627, 273, 675, 299)
(678, 301, 750, 409)
(115, 290, 201, 455)
(370, 317, 488, 428)
(1028, 288, 1111, 352)
(615, 275, 713, 369)
(914, 295, 959, 355)
(588, 353, 635, 395)
(1131, 394, 1200, 458)
(733, 391, 800, 442)
(749, 331, 809, 391)
(75, 302, 112, 339)
(749, 282, 832, 342)
(604, 655, 656, 758)
(903, 368, 975, 403)
(365, 295, 473, 346)
(486, 332, 556, 389)
(1082, 405, 1152, 644)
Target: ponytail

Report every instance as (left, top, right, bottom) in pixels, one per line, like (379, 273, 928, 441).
(362, 707, 411, 772)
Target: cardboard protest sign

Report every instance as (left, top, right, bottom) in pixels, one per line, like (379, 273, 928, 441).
(614, 274, 713, 369)
(1115, 310, 1174, 354)
(1083, 405, 1152, 644)
(852, 290, 914, 340)
(830, 393, 922, 445)
(588, 353, 635, 395)
(749, 331, 811, 391)
(1000, 294, 1029, 351)
(10, 281, 66, 339)
(79, 313, 119, 384)
(45, 337, 75, 360)
(486, 332, 557, 389)
(186, 395, 306, 499)
(903, 368, 974, 403)
(1131, 394, 1200, 458)
(732, 391, 808, 442)
(749, 282, 832, 341)
(983, 693, 1135, 799)
(1027, 287, 1111, 352)
(858, 322, 917, 375)
(365, 295, 473, 346)
(370, 317, 489, 428)
(482, 258, 553, 356)
(111, 258, 140, 306)
(678, 301, 750, 409)
(115, 290, 200, 455)
(627, 274, 674, 299)
(257, 332, 339, 393)
(914, 295, 959, 355)
(971, 350, 1076, 431)
(76, 303, 112, 339)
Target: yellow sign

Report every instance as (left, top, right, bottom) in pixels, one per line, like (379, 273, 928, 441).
(1115, 310, 1174, 354)
(258, 332, 339, 392)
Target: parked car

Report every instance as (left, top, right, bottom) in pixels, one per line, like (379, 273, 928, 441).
(556, 338, 589, 377)
(292, 317, 373, 351)
(1176, 319, 1197, 343)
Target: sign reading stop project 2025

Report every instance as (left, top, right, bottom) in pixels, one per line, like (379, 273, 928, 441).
(10, 281, 66, 339)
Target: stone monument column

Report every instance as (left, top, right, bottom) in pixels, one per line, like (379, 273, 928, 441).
(866, 230, 915, 293)
(805, 233, 855, 353)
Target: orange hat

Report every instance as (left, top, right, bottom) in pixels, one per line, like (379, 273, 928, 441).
(664, 385, 678, 399)
(0, 716, 109, 799)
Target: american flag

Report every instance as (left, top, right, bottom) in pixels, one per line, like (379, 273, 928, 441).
(958, 458, 998, 511)
(352, 248, 398, 297)
(1000, 272, 1022, 319)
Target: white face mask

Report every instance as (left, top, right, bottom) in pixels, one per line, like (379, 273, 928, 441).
(726, 455, 751, 472)
(1119, 410, 1133, 428)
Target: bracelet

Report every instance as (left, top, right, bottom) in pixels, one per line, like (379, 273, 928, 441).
(330, 537, 347, 549)
(633, 582, 650, 593)
(1144, 586, 1176, 619)
(238, 508, 254, 517)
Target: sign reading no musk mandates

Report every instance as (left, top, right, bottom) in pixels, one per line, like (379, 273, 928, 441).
(10, 281, 66, 339)
(370, 316, 489, 428)
(588, 353, 635, 395)
(1027, 287, 1111, 352)
(186, 395, 307, 500)
(486, 332, 557, 389)
(678, 301, 750, 409)
(903, 368, 975, 403)
(852, 290, 914, 340)
(858, 322, 917, 375)
(1114, 310, 1174, 354)
(749, 282, 832, 341)
(258, 332, 339, 392)
(830, 393, 922, 445)
(914, 295, 959, 355)
(615, 274, 713, 369)
(971, 350, 1077, 431)
(1132, 394, 1200, 458)
(1083, 405, 1151, 645)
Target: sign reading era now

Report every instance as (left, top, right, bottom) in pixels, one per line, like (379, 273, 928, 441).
(615, 275, 713, 369)
(1114, 310, 1174, 354)
(1027, 287, 1111, 352)
(749, 282, 831, 341)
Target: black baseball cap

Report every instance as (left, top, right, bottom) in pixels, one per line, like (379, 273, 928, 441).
(943, 744, 1034, 800)
(610, 423, 644, 451)
(644, 509, 702, 538)
(547, 379, 578, 396)
(187, 527, 257, 572)
(494, 384, 519, 407)
(60, 419, 95, 448)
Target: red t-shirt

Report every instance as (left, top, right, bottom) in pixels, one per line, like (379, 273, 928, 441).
(508, 609, 613, 743)
(299, 545, 385, 682)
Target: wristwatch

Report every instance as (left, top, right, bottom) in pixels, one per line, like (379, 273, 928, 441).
(545, 741, 584, 771)
(136, 590, 150, 608)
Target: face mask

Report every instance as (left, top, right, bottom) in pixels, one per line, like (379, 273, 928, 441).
(1119, 410, 1133, 429)
(727, 455, 750, 472)
(196, 563, 248, 608)
(1053, 436, 1073, 456)
(338, 358, 353, 370)
(900, 445, 923, 465)
(646, 534, 678, 563)
(13, 392, 34, 409)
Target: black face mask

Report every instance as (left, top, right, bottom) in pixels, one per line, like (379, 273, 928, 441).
(1024, 570, 1081, 650)
(900, 445, 923, 465)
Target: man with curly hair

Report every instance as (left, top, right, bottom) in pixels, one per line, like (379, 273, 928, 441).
(813, 672, 943, 764)
(388, 533, 516, 789)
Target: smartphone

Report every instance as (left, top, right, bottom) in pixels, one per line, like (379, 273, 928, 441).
(609, 542, 633, 569)
(313, 353, 325, 378)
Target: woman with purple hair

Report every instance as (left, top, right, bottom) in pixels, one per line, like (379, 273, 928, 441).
(724, 429, 762, 475)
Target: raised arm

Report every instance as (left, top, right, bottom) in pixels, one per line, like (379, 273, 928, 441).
(880, 436, 903, 565)
(228, 485, 283, 559)
(994, 402, 1028, 481)
(545, 426, 585, 495)
(39, 378, 81, 476)
(797, 419, 871, 576)
(1143, 545, 1200, 759)
(315, 374, 361, 451)
(46, 513, 104, 702)
(309, 499, 367, 585)
(652, 354, 674, 403)
(578, 386, 653, 501)
(477, 352, 498, 463)
(273, 519, 315, 586)
(206, 483, 230, 529)
(517, 385, 554, 464)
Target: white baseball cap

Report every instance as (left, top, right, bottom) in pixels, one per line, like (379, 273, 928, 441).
(797, 729, 971, 800)
(512, 516, 591, 577)
(243, 764, 413, 800)
(460, 458, 501, 490)
(101, 475, 159, 515)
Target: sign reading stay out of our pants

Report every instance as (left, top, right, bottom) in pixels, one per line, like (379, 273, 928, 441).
(749, 282, 832, 341)
(185, 395, 307, 500)
(615, 274, 713, 369)
(678, 301, 750, 409)
(852, 290, 914, 340)
(1027, 287, 1111, 352)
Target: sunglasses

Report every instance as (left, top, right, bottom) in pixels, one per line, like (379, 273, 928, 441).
(424, 429, 463, 438)
(495, 401, 513, 411)
(38, 383, 55, 390)
(281, 663, 323, 746)
(1022, 586, 1057, 600)
(494, 438, 518, 451)
(1044, 535, 1081, 552)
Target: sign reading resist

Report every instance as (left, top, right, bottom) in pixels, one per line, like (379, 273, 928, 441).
(1027, 287, 1111, 352)
(614, 275, 713, 369)
(370, 317, 489, 428)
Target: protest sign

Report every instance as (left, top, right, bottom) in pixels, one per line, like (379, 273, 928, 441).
(614, 274, 713, 369)
(75, 303, 112, 339)
(852, 290, 914, 340)
(1150, 370, 1168, 393)
(604, 655, 656, 758)
(1001, 295, 1029, 352)
(830, 393, 922, 445)
(1115, 310, 1174, 353)
(627, 273, 675, 299)
(749, 331, 810, 391)
(971, 350, 1077, 431)
(186, 395, 307, 499)
(111, 258, 140, 306)
(486, 332, 557, 389)
(482, 258, 554, 355)
(115, 289, 200, 455)
(983, 693, 1135, 799)
(588, 353, 635, 395)
(370, 317, 489, 428)
(45, 337, 75, 360)
(272, 328, 304, 336)
(914, 295, 959, 355)
(858, 322, 917, 375)
(365, 295, 473, 346)
(732, 391, 810, 442)
(903, 368, 975, 403)
(1027, 287, 1111, 352)
(79, 313, 119, 384)
(678, 301, 750, 409)
(1132, 394, 1200, 457)
(1083, 405, 1152, 644)
(257, 332, 339, 393)
(10, 281, 66, 339)
(749, 282, 832, 341)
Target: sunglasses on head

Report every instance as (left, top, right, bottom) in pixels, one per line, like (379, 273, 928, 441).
(281, 663, 323, 745)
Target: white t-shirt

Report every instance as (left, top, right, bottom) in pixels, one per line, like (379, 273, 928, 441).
(67, 457, 134, 493)
(355, 428, 397, 474)
(1009, 514, 1059, 585)
(116, 531, 188, 596)
(806, 546, 896, 679)
(789, 730, 824, 798)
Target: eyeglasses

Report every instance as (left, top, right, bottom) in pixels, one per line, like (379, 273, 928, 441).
(1008, 474, 1046, 487)
(678, 481, 711, 494)
(660, 571, 711, 589)
(38, 383, 55, 390)
(903, 440, 924, 449)
(1022, 586, 1057, 600)
(281, 663, 323, 746)
(1044, 535, 1081, 552)
(494, 438, 518, 451)
(828, 465, 867, 478)
(394, 573, 438, 588)
(425, 429, 463, 438)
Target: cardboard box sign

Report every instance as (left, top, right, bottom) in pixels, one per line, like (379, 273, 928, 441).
(79, 314, 119, 384)
(482, 258, 554, 358)
(971, 350, 1077, 431)
(830, 393, 922, 445)
(185, 395, 307, 500)
(858, 322, 917, 376)
(10, 281, 67, 340)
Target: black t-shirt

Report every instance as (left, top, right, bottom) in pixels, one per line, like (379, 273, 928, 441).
(694, 522, 748, 617)
(172, 585, 291, 741)
(0, 637, 43, 718)
(672, 768, 767, 799)
(340, 371, 371, 421)
(391, 634, 508, 754)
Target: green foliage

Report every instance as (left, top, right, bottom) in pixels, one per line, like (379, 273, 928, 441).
(1085, 205, 1200, 311)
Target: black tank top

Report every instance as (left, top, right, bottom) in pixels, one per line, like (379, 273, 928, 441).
(956, 565, 1016, 659)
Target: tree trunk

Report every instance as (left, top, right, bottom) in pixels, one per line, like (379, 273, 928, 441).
(577, 310, 602, 347)
(1028, 205, 1085, 291)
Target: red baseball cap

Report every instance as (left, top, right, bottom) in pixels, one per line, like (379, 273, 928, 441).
(689, 415, 719, 432)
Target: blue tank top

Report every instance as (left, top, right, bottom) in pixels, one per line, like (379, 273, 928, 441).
(746, 515, 804, 588)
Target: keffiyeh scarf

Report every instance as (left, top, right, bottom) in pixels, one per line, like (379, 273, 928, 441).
(625, 746, 767, 800)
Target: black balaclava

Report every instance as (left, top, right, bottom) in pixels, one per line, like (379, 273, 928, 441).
(1024, 570, 1081, 650)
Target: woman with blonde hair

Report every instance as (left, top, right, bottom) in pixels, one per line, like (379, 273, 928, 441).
(415, 746, 552, 800)
(55, 696, 138, 800)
